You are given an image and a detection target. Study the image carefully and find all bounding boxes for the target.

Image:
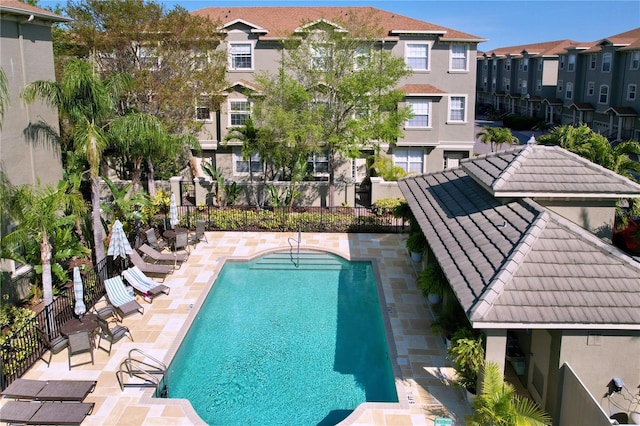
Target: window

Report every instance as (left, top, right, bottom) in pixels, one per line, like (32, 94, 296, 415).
(229, 43, 252, 70)
(631, 51, 640, 70)
(505, 59, 511, 71)
(567, 54, 576, 72)
(229, 100, 250, 126)
(492, 62, 497, 71)
(393, 149, 423, 174)
(537, 80, 542, 91)
(599, 85, 609, 104)
(628, 84, 637, 101)
(443, 151, 468, 169)
(310, 44, 333, 71)
(406, 43, 429, 70)
(483, 77, 487, 89)
(307, 152, 329, 174)
(538, 60, 543, 71)
(559, 55, 565, 70)
(192, 50, 210, 71)
(523, 58, 529, 72)
(521, 80, 528, 96)
(492, 78, 496, 90)
(589, 54, 597, 69)
(557, 80, 563, 93)
(602, 53, 612, 72)
(354, 46, 370, 70)
(233, 148, 263, 174)
(406, 99, 430, 128)
(138, 46, 159, 70)
(504, 78, 510, 91)
(450, 44, 467, 71)
(195, 96, 211, 121)
(449, 96, 466, 122)
(587, 81, 595, 96)
(566, 82, 573, 99)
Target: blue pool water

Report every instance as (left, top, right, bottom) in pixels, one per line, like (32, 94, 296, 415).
(166, 252, 398, 425)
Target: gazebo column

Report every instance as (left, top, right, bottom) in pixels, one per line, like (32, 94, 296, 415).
(484, 329, 507, 377)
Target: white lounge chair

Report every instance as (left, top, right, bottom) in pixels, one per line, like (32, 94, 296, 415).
(122, 266, 170, 303)
(104, 276, 144, 318)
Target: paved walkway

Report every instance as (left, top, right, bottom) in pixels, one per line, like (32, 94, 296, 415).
(1, 232, 470, 425)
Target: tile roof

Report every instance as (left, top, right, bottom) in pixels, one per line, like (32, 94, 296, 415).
(399, 145, 640, 329)
(462, 145, 640, 198)
(0, 0, 68, 21)
(399, 84, 447, 95)
(485, 39, 580, 58)
(192, 7, 484, 41)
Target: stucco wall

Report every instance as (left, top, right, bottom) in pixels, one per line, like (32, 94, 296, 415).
(0, 16, 62, 186)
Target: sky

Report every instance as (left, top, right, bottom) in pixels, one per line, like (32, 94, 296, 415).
(39, 0, 639, 52)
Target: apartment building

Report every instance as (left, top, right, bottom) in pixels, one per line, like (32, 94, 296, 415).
(558, 28, 640, 141)
(0, 0, 68, 186)
(477, 28, 640, 142)
(476, 39, 579, 123)
(191, 7, 485, 191)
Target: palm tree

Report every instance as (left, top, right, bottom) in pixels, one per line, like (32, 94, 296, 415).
(476, 126, 518, 152)
(0, 67, 8, 129)
(21, 58, 131, 264)
(4, 180, 86, 309)
(468, 362, 550, 426)
(108, 112, 169, 194)
(224, 116, 261, 207)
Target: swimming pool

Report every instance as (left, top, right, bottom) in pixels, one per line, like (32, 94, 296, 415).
(166, 252, 398, 425)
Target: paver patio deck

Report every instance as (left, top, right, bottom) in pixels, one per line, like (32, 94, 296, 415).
(0, 232, 471, 425)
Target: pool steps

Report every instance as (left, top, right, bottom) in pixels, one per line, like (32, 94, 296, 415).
(250, 252, 347, 270)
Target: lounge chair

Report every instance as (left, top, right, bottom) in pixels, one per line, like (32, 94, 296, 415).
(145, 228, 168, 251)
(0, 400, 94, 425)
(138, 243, 188, 266)
(129, 250, 173, 280)
(188, 220, 208, 245)
(36, 327, 68, 366)
(122, 266, 170, 303)
(104, 276, 144, 318)
(96, 317, 133, 355)
(1, 379, 96, 402)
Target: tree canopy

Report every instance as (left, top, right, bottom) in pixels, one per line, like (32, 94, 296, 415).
(58, 0, 228, 135)
(275, 15, 412, 206)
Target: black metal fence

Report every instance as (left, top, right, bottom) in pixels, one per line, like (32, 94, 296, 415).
(2, 205, 406, 390)
(168, 206, 408, 233)
(0, 257, 123, 390)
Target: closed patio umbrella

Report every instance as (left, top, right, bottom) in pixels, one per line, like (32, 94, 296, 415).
(169, 193, 179, 228)
(107, 219, 133, 260)
(73, 266, 86, 317)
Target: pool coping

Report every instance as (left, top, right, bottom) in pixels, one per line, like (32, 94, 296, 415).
(138, 245, 410, 425)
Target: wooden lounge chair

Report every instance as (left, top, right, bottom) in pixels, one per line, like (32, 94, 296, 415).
(104, 276, 144, 318)
(129, 250, 173, 280)
(138, 243, 188, 266)
(0, 400, 94, 425)
(1, 379, 96, 402)
(122, 266, 170, 303)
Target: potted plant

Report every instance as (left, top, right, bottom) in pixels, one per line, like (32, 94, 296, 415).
(447, 328, 485, 401)
(406, 231, 426, 262)
(418, 261, 447, 304)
